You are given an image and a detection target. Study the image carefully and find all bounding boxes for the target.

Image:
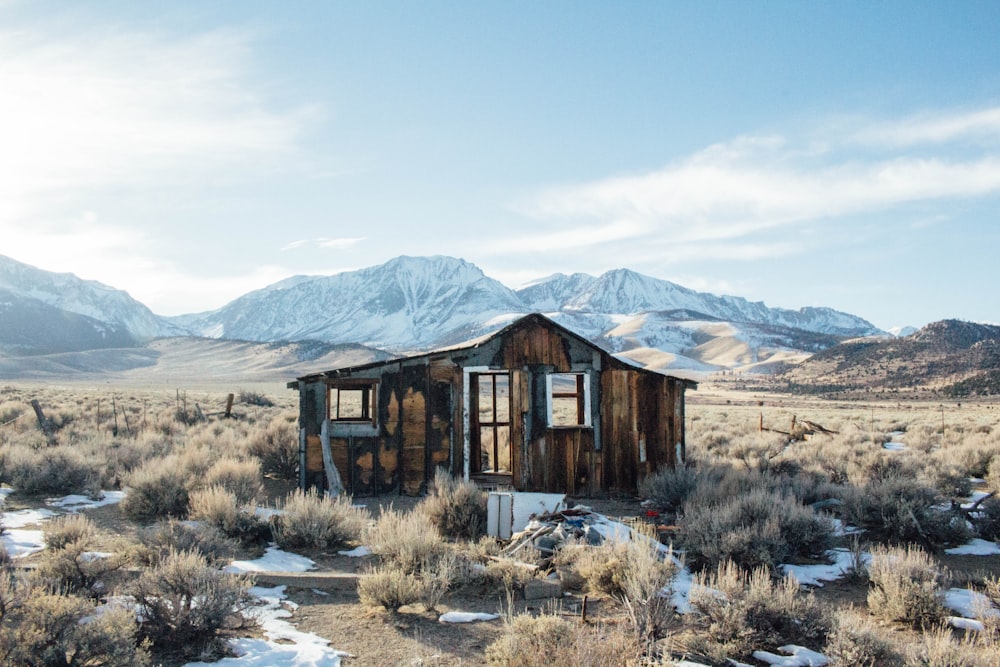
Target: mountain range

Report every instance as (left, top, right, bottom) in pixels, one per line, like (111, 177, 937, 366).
(768, 319, 1000, 398)
(0, 253, 891, 379)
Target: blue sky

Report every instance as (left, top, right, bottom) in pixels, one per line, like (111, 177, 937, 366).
(1, 1, 998, 330)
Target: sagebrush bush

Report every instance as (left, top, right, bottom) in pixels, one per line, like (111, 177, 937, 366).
(639, 464, 716, 514)
(245, 415, 299, 478)
(201, 457, 263, 506)
(1, 445, 97, 496)
(357, 561, 423, 612)
(137, 520, 235, 566)
(188, 486, 270, 546)
(905, 626, 1000, 667)
(824, 609, 905, 667)
(867, 544, 946, 629)
(120, 461, 190, 522)
(43, 514, 96, 551)
(417, 468, 487, 539)
(130, 549, 253, 658)
(687, 560, 830, 661)
(842, 477, 971, 549)
(367, 507, 446, 573)
(271, 489, 368, 550)
(485, 612, 642, 667)
(34, 539, 126, 597)
(679, 487, 833, 572)
(0, 585, 151, 667)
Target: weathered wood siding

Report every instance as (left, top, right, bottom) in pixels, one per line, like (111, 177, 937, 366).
(296, 314, 689, 497)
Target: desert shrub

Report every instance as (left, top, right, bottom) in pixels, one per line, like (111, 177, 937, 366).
(478, 555, 539, 596)
(867, 544, 946, 629)
(924, 464, 973, 501)
(136, 520, 235, 566)
(188, 486, 270, 546)
(639, 464, 717, 514)
(245, 415, 299, 478)
(0, 590, 151, 667)
(239, 390, 274, 407)
(614, 540, 676, 641)
(271, 489, 368, 550)
(678, 487, 833, 572)
(200, 457, 263, 506)
(417, 468, 487, 539)
(485, 612, 642, 667)
(34, 541, 126, 598)
(824, 609, 905, 667)
(904, 626, 1000, 667)
(2, 445, 97, 496)
(687, 561, 830, 662)
(120, 462, 189, 522)
(847, 450, 916, 487)
(357, 561, 424, 612)
(367, 507, 446, 573)
(130, 549, 253, 658)
(841, 477, 971, 549)
(975, 496, 1000, 541)
(43, 514, 96, 551)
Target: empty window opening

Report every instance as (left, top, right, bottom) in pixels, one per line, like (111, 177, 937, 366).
(547, 372, 590, 427)
(327, 381, 377, 425)
(473, 372, 511, 474)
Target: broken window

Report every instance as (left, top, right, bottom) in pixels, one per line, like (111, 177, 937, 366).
(327, 380, 377, 425)
(546, 372, 590, 427)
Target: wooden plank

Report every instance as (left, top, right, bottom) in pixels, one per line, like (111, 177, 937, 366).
(401, 386, 427, 496)
(306, 435, 324, 472)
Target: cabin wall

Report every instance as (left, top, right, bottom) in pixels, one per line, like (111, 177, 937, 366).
(599, 369, 684, 494)
(300, 359, 454, 497)
(297, 318, 688, 497)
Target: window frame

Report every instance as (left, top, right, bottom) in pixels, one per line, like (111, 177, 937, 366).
(545, 371, 592, 428)
(326, 379, 378, 426)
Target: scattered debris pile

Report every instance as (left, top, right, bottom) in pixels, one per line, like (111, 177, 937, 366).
(500, 506, 651, 567)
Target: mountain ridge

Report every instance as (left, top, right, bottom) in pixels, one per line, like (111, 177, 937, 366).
(0, 253, 894, 376)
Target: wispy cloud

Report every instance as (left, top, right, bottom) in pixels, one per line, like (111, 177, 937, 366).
(282, 237, 367, 251)
(0, 14, 319, 312)
(516, 106, 1000, 262)
(853, 106, 1000, 146)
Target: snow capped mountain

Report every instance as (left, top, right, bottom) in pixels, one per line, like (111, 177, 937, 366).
(519, 267, 880, 338)
(0, 253, 885, 374)
(179, 256, 882, 373)
(177, 256, 526, 350)
(0, 255, 181, 343)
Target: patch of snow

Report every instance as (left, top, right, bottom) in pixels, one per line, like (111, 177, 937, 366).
(949, 616, 986, 632)
(882, 442, 907, 451)
(944, 587, 999, 619)
(780, 548, 871, 587)
(224, 545, 316, 574)
(3, 507, 59, 528)
(81, 551, 114, 562)
(1, 528, 45, 557)
(185, 585, 351, 667)
(671, 566, 696, 614)
(438, 611, 501, 623)
(337, 546, 371, 557)
(254, 507, 283, 520)
(945, 538, 1000, 556)
(48, 491, 126, 511)
(829, 518, 863, 537)
(752, 645, 829, 666)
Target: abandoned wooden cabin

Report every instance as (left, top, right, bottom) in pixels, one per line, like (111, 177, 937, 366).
(289, 313, 696, 497)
